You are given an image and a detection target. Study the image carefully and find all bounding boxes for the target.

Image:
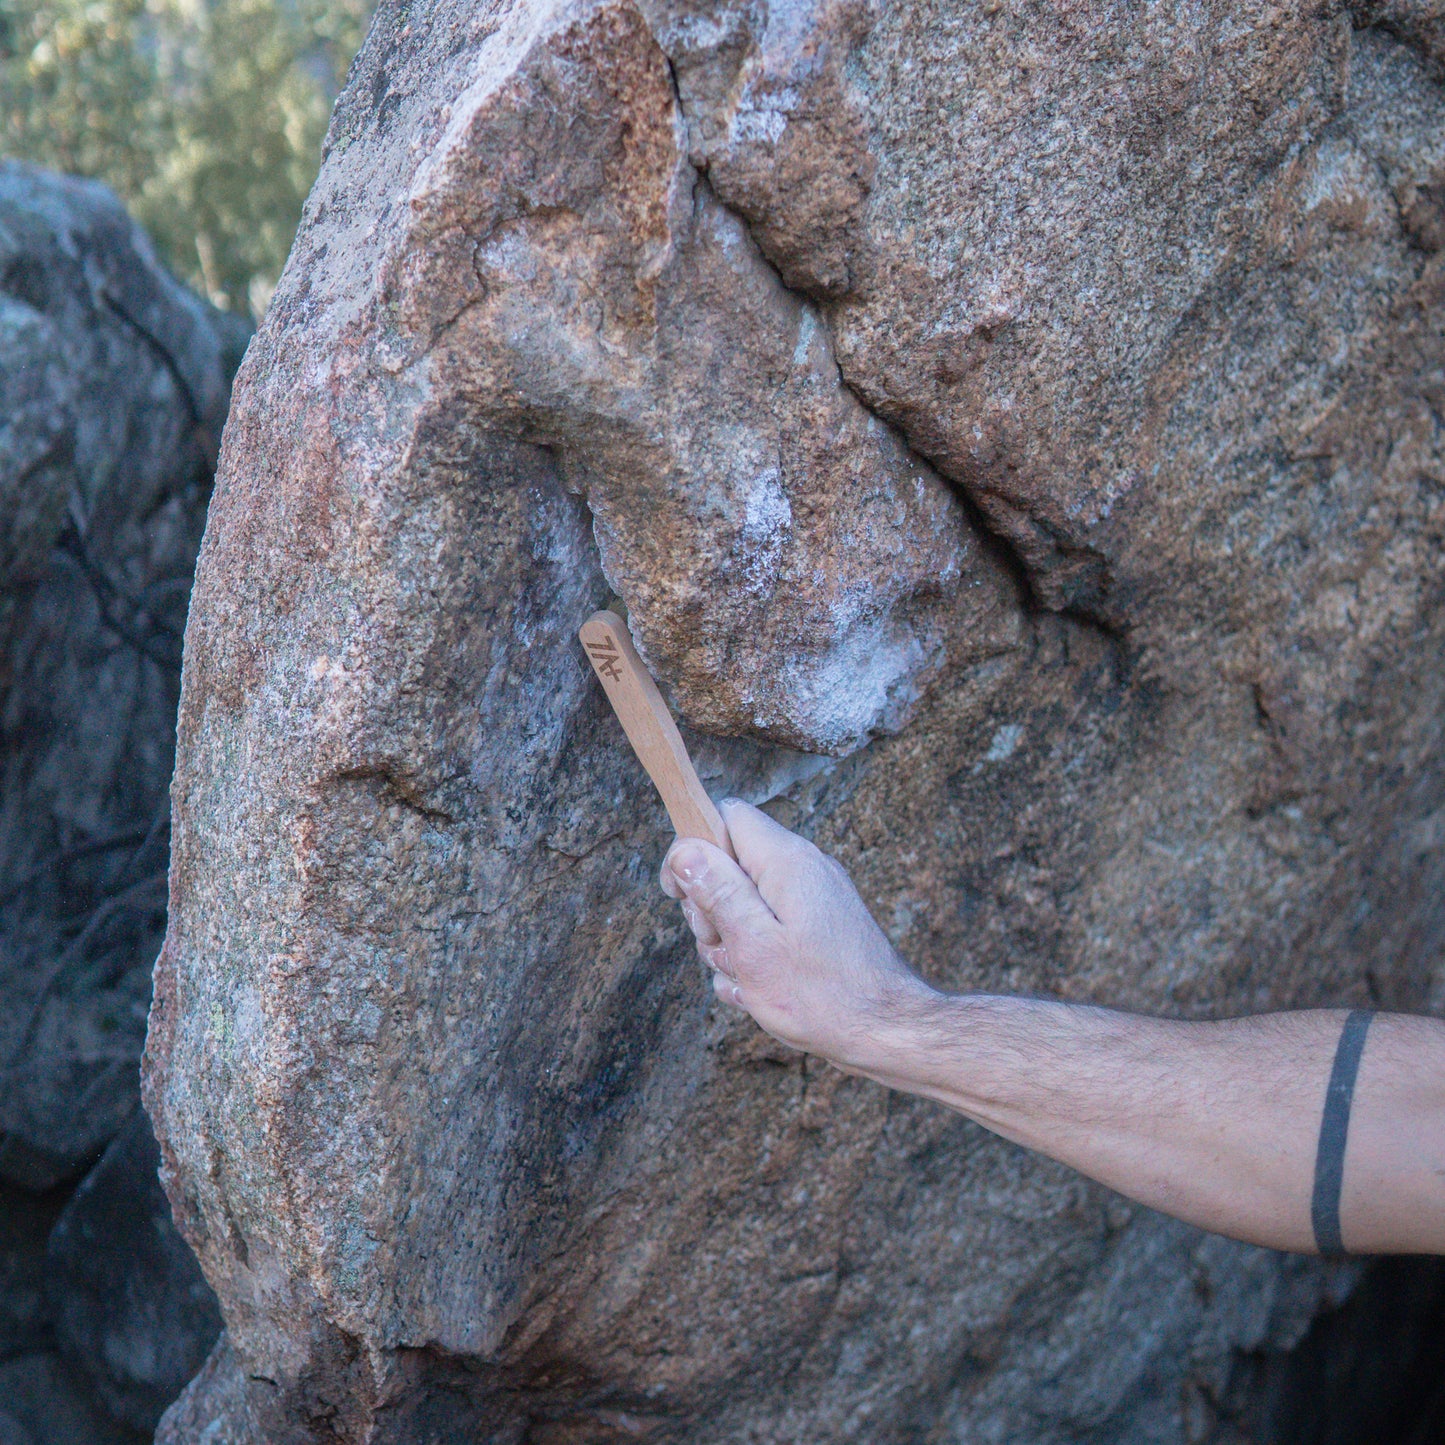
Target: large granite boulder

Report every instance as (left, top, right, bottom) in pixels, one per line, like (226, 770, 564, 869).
(0, 161, 248, 1189)
(144, 1, 1445, 1440)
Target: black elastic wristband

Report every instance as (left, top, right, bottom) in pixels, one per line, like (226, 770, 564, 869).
(1311, 1010, 1373, 1258)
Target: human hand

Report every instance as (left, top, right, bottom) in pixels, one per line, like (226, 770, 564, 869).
(660, 800, 937, 1074)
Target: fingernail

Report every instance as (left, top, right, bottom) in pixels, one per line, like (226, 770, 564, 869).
(670, 843, 706, 883)
(720, 797, 744, 810)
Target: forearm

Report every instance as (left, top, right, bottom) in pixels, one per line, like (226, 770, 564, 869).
(659, 809, 1445, 1255)
(853, 994, 1445, 1254)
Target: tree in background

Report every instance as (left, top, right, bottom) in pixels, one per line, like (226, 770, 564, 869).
(0, 0, 374, 318)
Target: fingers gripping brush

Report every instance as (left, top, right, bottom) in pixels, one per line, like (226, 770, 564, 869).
(579, 610, 735, 857)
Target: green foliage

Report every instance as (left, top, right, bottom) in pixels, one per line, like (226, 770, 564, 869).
(0, 0, 374, 316)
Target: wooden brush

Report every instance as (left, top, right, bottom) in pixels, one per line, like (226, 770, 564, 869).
(579, 609, 733, 857)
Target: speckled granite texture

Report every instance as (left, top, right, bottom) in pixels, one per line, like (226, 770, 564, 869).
(146, 2, 1445, 1440)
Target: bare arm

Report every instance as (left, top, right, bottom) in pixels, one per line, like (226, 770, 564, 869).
(662, 801, 1445, 1255)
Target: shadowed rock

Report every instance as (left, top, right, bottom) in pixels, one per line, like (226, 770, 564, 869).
(146, 2, 1445, 1441)
(0, 161, 243, 1439)
(0, 1412, 33, 1445)
(0, 161, 248, 1190)
(47, 1113, 223, 1431)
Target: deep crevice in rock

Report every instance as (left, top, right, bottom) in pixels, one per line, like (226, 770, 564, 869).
(660, 51, 1125, 671)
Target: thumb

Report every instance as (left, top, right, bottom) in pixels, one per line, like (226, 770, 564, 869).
(664, 837, 780, 949)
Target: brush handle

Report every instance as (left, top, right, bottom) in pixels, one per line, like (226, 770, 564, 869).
(579, 610, 733, 857)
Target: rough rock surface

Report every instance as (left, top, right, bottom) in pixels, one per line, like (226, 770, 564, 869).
(147, 1, 1445, 1441)
(0, 161, 247, 1189)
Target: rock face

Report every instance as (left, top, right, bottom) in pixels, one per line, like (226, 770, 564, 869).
(0, 161, 247, 1190)
(0, 162, 238, 1436)
(47, 1114, 223, 1431)
(146, 1, 1445, 1441)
